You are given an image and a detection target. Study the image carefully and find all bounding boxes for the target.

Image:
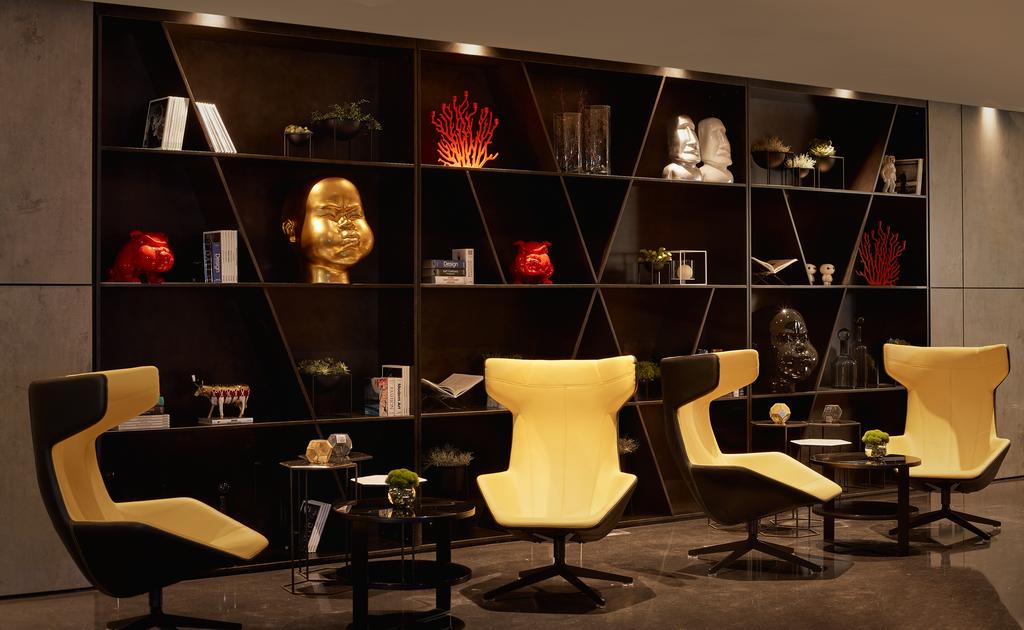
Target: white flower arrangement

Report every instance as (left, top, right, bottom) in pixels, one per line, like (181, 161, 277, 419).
(786, 153, 816, 169)
(808, 138, 836, 157)
(751, 135, 791, 153)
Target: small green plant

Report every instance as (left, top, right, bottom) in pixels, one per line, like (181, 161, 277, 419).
(425, 444, 474, 468)
(636, 360, 660, 383)
(297, 357, 350, 376)
(786, 153, 816, 169)
(752, 135, 791, 153)
(808, 138, 836, 157)
(637, 247, 672, 265)
(862, 429, 890, 446)
(886, 338, 911, 346)
(311, 99, 383, 130)
(617, 436, 639, 455)
(284, 124, 311, 134)
(385, 468, 420, 488)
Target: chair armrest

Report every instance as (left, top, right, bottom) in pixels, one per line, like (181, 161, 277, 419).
(117, 497, 268, 560)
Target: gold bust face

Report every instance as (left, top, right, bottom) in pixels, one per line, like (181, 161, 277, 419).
(282, 177, 374, 284)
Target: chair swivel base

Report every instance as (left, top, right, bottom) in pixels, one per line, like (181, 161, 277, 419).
(107, 589, 240, 630)
(483, 536, 632, 607)
(889, 486, 1000, 541)
(690, 521, 824, 575)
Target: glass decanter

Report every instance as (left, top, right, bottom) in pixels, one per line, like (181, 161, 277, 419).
(833, 328, 856, 388)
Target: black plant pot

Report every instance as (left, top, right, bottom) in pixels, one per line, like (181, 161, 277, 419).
(287, 132, 312, 145)
(428, 465, 468, 500)
(752, 150, 787, 170)
(304, 373, 352, 418)
(327, 118, 363, 140)
(815, 155, 836, 173)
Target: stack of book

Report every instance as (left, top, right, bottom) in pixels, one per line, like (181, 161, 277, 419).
(143, 96, 189, 150)
(196, 102, 237, 153)
(203, 230, 238, 283)
(112, 414, 170, 431)
(422, 249, 474, 285)
(364, 365, 410, 417)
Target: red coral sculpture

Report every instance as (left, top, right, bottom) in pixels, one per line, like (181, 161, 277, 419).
(856, 221, 907, 286)
(430, 91, 499, 168)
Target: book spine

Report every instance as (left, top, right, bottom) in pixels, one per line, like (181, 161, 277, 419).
(422, 276, 467, 285)
(202, 232, 213, 282)
(422, 268, 466, 277)
(386, 378, 398, 417)
(212, 237, 222, 283)
(453, 249, 474, 284)
(222, 230, 237, 283)
(172, 97, 187, 150)
(421, 259, 465, 269)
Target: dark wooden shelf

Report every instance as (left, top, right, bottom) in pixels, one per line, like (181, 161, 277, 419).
(101, 146, 415, 170)
(94, 4, 928, 572)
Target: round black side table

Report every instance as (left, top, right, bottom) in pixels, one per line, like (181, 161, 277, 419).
(811, 452, 922, 555)
(334, 497, 475, 629)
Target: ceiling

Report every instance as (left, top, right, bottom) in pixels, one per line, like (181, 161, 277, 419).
(97, 0, 1024, 111)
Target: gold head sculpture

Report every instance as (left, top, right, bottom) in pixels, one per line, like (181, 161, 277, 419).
(282, 177, 374, 283)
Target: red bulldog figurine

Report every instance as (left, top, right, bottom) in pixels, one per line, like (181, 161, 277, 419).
(511, 240, 554, 284)
(108, 230, 175, 283)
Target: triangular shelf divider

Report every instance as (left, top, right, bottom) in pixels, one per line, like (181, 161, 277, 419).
(423, 169, 505, 284)
(563, 177, 632, 273)
(786, 189, 872, 285)
(574, 289, 622, 359)
(750, 188, 807, 285)
(602, 287, 712, 363)
(619, 405, 675, 516)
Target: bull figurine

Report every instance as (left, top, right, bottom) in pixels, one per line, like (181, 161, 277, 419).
(192, 374, 250, 419)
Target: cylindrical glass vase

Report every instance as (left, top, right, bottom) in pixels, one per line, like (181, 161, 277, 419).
(583, 105, 611, 174)
(553, 112, 581, 173)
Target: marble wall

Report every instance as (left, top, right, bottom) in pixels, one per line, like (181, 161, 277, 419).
(0, 0, 92, 596)
(929, 103, 1024, 478)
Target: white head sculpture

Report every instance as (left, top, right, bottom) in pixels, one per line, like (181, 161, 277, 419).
(662, 115, 702, 181)
(697, 117, 733, 183)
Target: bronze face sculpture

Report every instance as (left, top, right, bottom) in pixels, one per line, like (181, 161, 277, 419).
(769, 307, 819, 392)
(282, 177, 374, 284)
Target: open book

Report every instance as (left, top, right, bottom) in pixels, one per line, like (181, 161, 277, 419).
(421, 374, 483, 399)
(751, 257, 798, 274)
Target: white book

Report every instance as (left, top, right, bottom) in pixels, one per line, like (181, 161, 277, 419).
(751, 257, 798, 274)
(202, 230, 238, 283)
(422, 275, 467, 285)
(170, 97, 187, 150)
(198, 416, 253, 425)
(421, 374, 483, 399)
(203, 103, 236, 153)
(452, 248, 474, 284)
(195, 102, 219, 151)
(386, 378, 398, 417)
(381, 365, 410, 415)
(143, 97, 187, 150)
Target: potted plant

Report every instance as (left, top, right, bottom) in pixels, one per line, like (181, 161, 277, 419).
(808, 138, 837, 172)
(297, 357, 351, 418)
(284, 124, 312, 145)
(751, 135, 791, 169)
(385, 468, 420, 509)
(636, 360, 661, 399)
(637, 247, 673, 284)
(311, 99, 383, 140)
(424, 444, 473, 499)
(785, 152, 816, 180)
(862, 429, 890, 460)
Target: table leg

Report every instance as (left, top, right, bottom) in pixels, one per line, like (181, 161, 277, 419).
(823, 466, 836, 544)
(351, 521, 369, 629)
(897, 466, 910, 556)
(289, 469, 295, 593)
(435, 520, 452, 612)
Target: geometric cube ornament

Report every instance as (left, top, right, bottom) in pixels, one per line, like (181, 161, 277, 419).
(328, 433, 353, 461)
(769, 402, 792, 425)
(305, 439, 333, 465)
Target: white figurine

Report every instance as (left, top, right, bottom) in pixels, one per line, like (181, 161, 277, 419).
(662, 115, 702, 180)
(697, 117, 734, 183)
(806, 263, 817, 284)
(820, 263, 835, 286)
(880, 155, 896, 193)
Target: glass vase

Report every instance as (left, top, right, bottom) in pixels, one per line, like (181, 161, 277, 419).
(865, 442, 888, 460)
(387, 486, 416, 510)
(583, 105, 610, 174)
(833, 328, 857, 388)
(553, 112, 581, 173)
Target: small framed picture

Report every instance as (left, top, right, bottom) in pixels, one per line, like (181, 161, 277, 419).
(894, 158, 924, 195)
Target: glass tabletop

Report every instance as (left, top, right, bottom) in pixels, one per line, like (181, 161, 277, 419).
(750, 421, 809, 428)
(333, 497, 476, 523)
(279, 451, 372, 470)
(810, 451, 921, 470)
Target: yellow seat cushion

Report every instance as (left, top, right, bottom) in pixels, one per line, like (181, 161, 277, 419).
(117, 498, 268, 560)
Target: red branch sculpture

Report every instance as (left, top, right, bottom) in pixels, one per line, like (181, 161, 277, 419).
(856, 221, 907, 286)
(430, 91, 499, 168)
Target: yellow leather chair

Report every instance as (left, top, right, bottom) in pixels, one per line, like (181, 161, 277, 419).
(29, 367, 268, 630)
(884, 343, 1011, 540)
(478, 356, 637, 607)
(661, 350, 841, 574)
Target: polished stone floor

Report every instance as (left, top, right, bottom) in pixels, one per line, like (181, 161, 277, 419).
(3, 480, 1022, 629)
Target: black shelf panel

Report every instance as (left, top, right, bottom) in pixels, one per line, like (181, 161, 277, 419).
(101, 146, 415, 170)
(102, 414, 416, 434)
(100, 282, 416, 289)
(751, 183, 927, 200)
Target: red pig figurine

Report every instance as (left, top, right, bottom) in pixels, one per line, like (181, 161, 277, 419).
(511, 240, 554, 284)
(108, 230, 175, 283)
